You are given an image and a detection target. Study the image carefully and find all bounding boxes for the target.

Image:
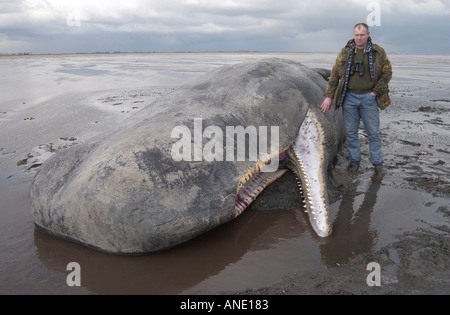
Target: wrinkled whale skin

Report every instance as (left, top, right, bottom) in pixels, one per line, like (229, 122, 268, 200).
(30, 58, 345, 254)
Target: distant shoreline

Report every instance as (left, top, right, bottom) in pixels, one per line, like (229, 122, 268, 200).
(1, 51, 448, 59)
(0, 51, 331, 59)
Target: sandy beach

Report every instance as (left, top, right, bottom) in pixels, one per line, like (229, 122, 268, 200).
(0, 52, 449, 295)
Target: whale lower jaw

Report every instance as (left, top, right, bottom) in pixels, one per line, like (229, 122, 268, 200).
(235, 109, 333, 237)
(289, 109, 333, 237)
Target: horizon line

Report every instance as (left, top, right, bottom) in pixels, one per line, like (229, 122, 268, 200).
(1, 51, 448, 58)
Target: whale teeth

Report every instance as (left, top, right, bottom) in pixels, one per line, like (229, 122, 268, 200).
(235, 147, 292, 216)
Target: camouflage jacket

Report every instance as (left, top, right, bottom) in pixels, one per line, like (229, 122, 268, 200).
(325, 38, 393, 110)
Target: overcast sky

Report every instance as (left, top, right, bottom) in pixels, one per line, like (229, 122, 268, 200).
(1, 0, 449, 55)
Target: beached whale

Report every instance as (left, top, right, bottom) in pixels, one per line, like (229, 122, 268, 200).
(30, 59, 345, 255)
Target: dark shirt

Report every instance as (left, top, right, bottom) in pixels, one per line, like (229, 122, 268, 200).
(348, 48, 374, 94)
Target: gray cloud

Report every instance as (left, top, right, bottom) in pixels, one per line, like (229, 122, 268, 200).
(0, 0, 449, 54)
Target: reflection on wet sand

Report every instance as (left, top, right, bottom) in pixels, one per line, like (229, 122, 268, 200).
(34, 204, 308, 294)
(320, 173, 385, 266)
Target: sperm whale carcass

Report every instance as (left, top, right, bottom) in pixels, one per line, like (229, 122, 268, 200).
(30, 58, 346, 254)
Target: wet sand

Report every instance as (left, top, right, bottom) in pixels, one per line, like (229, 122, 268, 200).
(0, 52, 449, 295)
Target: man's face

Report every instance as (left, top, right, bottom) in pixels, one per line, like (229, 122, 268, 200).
(353, 25, 370, 49)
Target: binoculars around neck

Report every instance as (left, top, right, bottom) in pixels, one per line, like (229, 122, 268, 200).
(350, 60, 365, 76)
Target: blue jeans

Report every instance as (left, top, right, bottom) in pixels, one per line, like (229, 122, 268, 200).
(342, 92, 383, 166)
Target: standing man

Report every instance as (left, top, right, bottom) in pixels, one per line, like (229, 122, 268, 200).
(321, 23, 392, 174)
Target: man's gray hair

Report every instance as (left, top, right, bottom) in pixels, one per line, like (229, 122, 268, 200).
(354, 23, 369, 32)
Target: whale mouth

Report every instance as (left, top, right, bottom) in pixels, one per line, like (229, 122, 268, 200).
(235, 109, 333, 237)
(234, 148, 290, 216)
